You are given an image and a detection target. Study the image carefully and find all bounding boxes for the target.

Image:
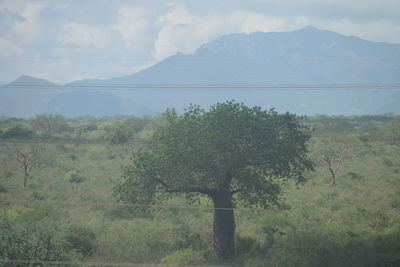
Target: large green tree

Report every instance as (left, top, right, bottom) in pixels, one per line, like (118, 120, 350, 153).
(114, 101, 313, 262)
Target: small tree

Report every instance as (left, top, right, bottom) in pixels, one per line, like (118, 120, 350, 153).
(30, 114, 71, 138)
(114, 101, 313, 262)
(319, 141, 347, 187)
(7, 143, 48, 189)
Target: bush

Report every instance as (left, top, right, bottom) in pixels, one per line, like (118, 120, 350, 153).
(160, 248, 205, 265)
(65, 225, 97, 259)
(31, 191, 45, 200)
(236, 235, 263, 258)
(3, 170, 14, 178)
(383, 157, 394, 167)
(0, 184, 6, 193)
(1, 124, 34, 138)
(261, 229, 400, 267)
(347, 172, 364, 180)
(0, 206, 68, 262)
(64, 170, 85, 183)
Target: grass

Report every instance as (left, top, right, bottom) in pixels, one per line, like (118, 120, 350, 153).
(0, 116, 399, 266)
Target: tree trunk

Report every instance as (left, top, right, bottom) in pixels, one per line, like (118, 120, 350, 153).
(212, 192, 235, 262)
(23, 173, 28, 189)
(329, 169, 336, 187)
(23, 167, 29, 189)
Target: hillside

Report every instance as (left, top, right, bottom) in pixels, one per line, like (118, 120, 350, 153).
(1, 26, 400, 117)
(110, 26, 400, 84)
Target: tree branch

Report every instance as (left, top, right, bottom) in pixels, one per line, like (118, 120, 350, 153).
(150, 177, 216, 196)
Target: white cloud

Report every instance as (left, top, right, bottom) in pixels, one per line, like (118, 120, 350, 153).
(325, 19, 400, 44)
(0, 0, 26, 13)
(1, 0, 400, 84)
(12, 1, 47, 44)
(156, 4, 192, 25)
(227, 10, 288, 33)
(0, 37, 22, 56)
(153, 5, 296, 60)
(112, 6, 151, 51)
(58, 23, 113, 50)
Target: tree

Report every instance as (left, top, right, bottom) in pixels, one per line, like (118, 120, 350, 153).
(1, 123, 34, 139)
(30, 114, 72, 137)
(101, 122, 147, 159)
(101, 122, 134, 145)
(7, 143, 48, 189)
(319, 141, 347, 187)
(114, 101, 313, 262)
(0, 206, 67, 262)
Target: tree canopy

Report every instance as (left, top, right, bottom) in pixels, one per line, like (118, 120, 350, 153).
(114, 101, 314, 261)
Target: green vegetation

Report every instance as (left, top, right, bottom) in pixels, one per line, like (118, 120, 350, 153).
(0, 110, 399, 266)
(114, 102, 313, 261)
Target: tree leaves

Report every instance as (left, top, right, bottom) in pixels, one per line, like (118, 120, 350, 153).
(114, 101, 314, 209)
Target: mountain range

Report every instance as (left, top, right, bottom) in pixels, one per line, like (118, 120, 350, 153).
(1, 26, 399, 117)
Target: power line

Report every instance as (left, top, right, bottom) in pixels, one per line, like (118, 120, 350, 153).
(0, 259, 227, 267)
(0, 199, 237, 211)
(2, 82, 400, 91)
(0, 140, 152, 145)
(0, 140, 399, 146)
(1, 55, 399, 62)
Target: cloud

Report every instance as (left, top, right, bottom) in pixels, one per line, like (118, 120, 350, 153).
(325, 19, 400, 44)
(12, 1, 47, 44)
(153, 5, 297, 60)
(112, 6, 151, 51)
(227, 10, 288, 34)
(58, 23, 113, 50)
(156, 4, 192, 25)
(1, 0, 400, 84)
(0, 37, 22, 56)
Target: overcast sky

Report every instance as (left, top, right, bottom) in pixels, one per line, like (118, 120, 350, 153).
(1, 0, 400, 83)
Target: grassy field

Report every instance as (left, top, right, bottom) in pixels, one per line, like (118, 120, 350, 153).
(0, 115, 399, 266)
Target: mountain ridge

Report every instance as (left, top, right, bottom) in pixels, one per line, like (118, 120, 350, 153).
(1, 26, 400, 117)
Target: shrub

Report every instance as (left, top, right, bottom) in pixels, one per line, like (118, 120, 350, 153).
(236, 235, 263, 258)
(0, 206, 68, 262)
(65, 225, 97, 259)
(2, 124, 34, 138)
(347, 172, 364, 180)
(31, 191, 45, 200)
(64, 170, 85, 183)
(160, 248, 205, 265)
(0, 184, 6, 193)
(383, 157, 394, 167)
(3, 170, 14, 178)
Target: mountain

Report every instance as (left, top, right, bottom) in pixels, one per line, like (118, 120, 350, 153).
(0, 76, 60, 117)
(0, 76, 154, 117)
(1, 26, 400, 117)
(108, 26, 400, 84)
(77, 26, 400, 115)
(45, 90, 155, 117)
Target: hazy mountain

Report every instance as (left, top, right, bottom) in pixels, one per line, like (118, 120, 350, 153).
(0, 76, 154, 118)
(82, 26, 400, 115)
(1, 26, 399, 117)
(45, 90, 155, 117)
(108, 26, 400, 84)
(0, 75, 60, 117)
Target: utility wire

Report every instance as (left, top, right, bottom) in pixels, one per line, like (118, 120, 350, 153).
(2, 83, 400, 91)
(1, 55, 399, 61)
(0, 199, 238, 211)
(0, 259, 227, 267)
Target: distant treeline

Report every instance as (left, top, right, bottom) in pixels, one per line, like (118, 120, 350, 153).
(1, 113, 399, 144)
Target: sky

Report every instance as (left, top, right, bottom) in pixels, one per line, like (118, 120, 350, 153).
(1, 0, 400, 84)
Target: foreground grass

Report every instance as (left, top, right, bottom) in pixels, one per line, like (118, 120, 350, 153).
(0, 119, 399, 266)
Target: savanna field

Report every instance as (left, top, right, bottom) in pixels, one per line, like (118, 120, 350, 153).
(0, 113, 399, 267)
